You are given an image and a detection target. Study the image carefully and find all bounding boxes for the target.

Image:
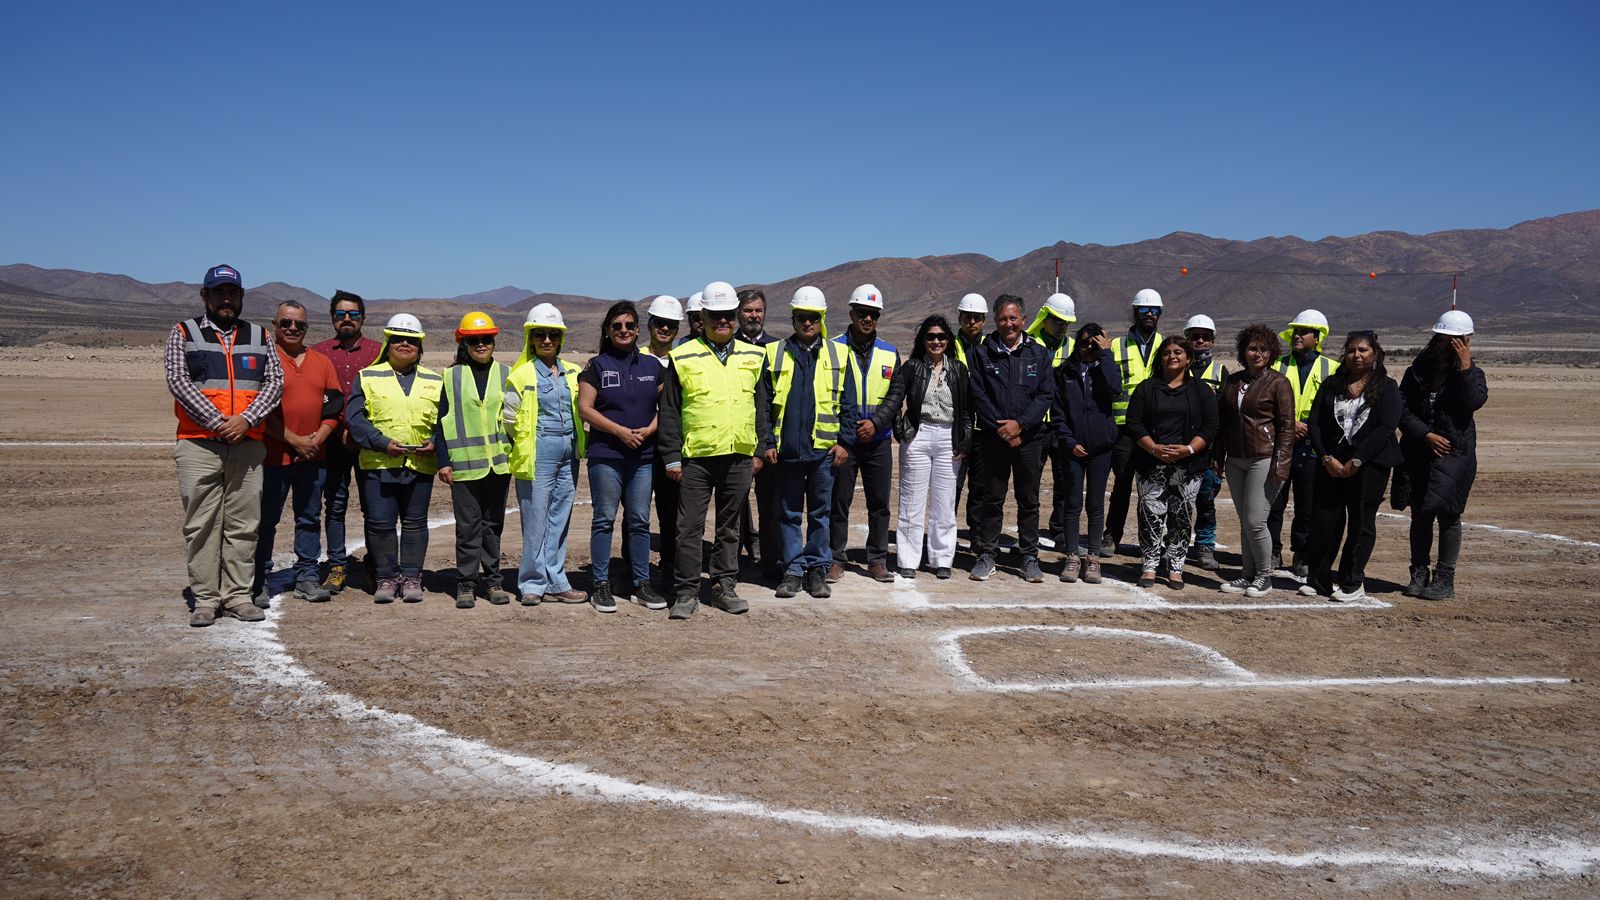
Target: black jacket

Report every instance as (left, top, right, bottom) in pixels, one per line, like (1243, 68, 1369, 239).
(1125, 376, 1220, 477)
(870, 356, 972, 455)
(1052, 348, 1122, 455)
(1307, 374, 1402, 469)
(968, 333, 1056, 438)
(1398, 360, 1488, 515)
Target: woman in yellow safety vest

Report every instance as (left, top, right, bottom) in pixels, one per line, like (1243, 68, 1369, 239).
(437, 311, 515, 610)
(347, 313, 443, 604)
(504, 303, 587, 605)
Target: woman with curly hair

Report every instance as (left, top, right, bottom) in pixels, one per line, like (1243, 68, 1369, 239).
(1212, 325, 1296, 597)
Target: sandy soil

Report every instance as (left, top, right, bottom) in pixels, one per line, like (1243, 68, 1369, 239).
(2, 349, 1598, 897)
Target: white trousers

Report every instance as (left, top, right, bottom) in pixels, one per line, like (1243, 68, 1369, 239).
(896, 423, 958, 569)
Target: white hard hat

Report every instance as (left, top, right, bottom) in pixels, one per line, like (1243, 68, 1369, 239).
(1044, 292, 1077, 321)
(1432, 309, 1474, 336)
(957, 292, 988, 314)
(1183, 314, 1217, 335)
(646, 295, 683, 321)
(1288, 309, 1329, 331)
(701, 281, 739, 312)
(790, 285, 827, 312)
(685, 292, 705, 313)
(1132, 288, 1163, 309)
(383, 313, 425, 338)
(849, 283, 884, 309)
(523, 302, 566, 331)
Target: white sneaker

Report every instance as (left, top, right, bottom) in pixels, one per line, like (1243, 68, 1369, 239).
(1219, 577, 1249, 594)
(1244, 576, 1272, 598)
(1297, 583, 1318, 597)
(1332, 584, 1366, 602)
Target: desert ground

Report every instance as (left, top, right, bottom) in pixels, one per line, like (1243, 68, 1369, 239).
(2, 348, 1598, 897)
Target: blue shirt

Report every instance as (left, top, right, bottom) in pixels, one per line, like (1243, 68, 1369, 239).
(534, 360, 574, 437)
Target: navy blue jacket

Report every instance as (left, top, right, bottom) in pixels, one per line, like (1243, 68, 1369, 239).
(1053, 348, 1122, 455)
(968, 333, 1056, 438)
(755, 336, 859, 462)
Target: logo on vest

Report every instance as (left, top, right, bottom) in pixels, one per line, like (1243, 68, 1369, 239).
(601, 369, 622, 389)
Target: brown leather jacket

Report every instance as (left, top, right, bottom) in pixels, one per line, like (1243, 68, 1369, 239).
(1214, 368, 1296, 481)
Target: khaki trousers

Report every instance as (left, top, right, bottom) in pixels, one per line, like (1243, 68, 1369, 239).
(175, 439, 265, 611)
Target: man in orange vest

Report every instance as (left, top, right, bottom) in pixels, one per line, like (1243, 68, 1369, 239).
(165, 264, 284, 627)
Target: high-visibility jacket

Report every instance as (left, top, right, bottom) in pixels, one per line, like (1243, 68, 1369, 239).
(953, 335, 981, 370)
(173, 316, 272, 440)
(440, 361, 511, 480)
(1110, 331, 1164, 425)
(670, 337, 764, 458)
(835, 334, 897, 443)
(505, 358, 585, 480)
(1275, 353, 1337, 423)
(1192, 358, 1225, 392)
(357, 362, 444, 475)
(765, 339, 846, 450)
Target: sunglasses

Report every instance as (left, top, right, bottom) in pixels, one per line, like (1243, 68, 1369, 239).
(333, 310, 364, 320)
(706, 310, 738, 321)
(924, 332, 950, 342)
(792, 312, 822, 324)
(464, 336, 495, 346)
(389, 335, 421, 347)
(609, 320, 639, 333)
(529, 329, 562, 341)
(851, 308, 881, 320)
(1135, 306, 1161, 315)
(649, 317, 679, 331)
(276, 319, 308, 331)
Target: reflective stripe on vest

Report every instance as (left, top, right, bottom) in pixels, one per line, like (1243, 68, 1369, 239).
(357, 363, 444, 475)
(505, 360, 585, 480)
(1194, 359, 1223, 392)
(173, 317, 271, 440)
(670, 338, 763, 459)
(1110, 331, 1164, 425)
(766, 340, 845, 449)
(835, 335, 896, 430)
(1275, 354, 1336, 422)
(441, 361, 511, 479)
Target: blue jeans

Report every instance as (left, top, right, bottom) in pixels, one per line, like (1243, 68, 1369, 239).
(359, 470, 433, 580)
(776, 455, 835, 576)
(256, 461, 327, 589)
(1194, 467, 1223, 550)
(588, 457, 652, 588)
(322, 441, 358, 568)
(516, 435, 578, 596)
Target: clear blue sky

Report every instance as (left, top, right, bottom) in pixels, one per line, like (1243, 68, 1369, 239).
(4, 1, 1597, 299)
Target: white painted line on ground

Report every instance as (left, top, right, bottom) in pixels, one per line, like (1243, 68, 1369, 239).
(890, 571, 1391, 612)
(1374, 511, 1600, 549)
(0, 440, 171, 447)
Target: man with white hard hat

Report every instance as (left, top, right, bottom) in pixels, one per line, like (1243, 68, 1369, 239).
(677, 292, 705, 346)
(659, 281, 767, 617)
(644, 294, 684, 586)
(756, 286, 857, 600)
(645, 295, 682, 367)
(1267, 308, 1336, 577)
(828, 283, 901, 584)
(953, 292, 988, 369)
(1183, 313, 1226, 572)
(1102, 288, 1165, 558)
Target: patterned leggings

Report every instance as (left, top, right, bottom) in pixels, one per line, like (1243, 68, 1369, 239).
(1137, 464, 1203, 573)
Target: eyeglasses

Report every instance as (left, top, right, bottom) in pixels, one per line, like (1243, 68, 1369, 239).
(851, 308, 881, 320)
(609, 321, 639, 333)
(706, 310, 738, 321)
(275, 319, 308, 331)
(529, 329, 562, 342)
(649, 318, 679, 331)
(333, 310, 364, 320)
(464, 336, 495, 346)
(924, 333, 950, 342)
(1135, 306, 1161, 316)
(389, 335, 421, 347)
(792, 313, 822, 325)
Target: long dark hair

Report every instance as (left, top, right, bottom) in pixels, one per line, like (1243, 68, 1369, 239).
(1412, 332, 1456, 381)
(1154, 335, 1194, 380)
(597, 301, 640, 355)
(1328, 330, 1389, 405)
(1072, 322, 1104, 362)
(910, 314, 956, 363)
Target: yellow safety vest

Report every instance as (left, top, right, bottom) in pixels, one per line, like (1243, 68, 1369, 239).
(505, 358, 585, 480)
(670, 337, 764, 458)
(357, 362, 444, 475)
(765, 339, 846, 450)
(1110, 331, 1164, 425)
(440, 361, 511, 480)
(1193, 359, 1224, 392)
(1275, 354, 1336, 423)
(835, 334, 896, 430)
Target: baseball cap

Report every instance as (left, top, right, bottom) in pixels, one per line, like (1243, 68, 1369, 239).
(204, 265, 243, 289)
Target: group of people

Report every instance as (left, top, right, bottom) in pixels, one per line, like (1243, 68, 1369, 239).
(168, 264, 1486, 626)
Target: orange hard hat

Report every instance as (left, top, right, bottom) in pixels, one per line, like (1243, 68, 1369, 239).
(455, 310, 499, 341)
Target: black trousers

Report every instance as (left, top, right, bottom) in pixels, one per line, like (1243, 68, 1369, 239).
(739, 461, 782, 569)
(674, 455, 753, 597)
(451, 472, 511, 589)
(1305, 463, 1388, 592)
(653, 454, 680, 584)
(1047, 438, 1070, 541)
(1104, 430, 1138, 545)
(830, 439, 894, 566)
(1267, 439, 1318, 558)
(972, 431, 1046, 558)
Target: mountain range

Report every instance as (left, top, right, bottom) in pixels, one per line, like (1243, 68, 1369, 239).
(3, 209, 1595, 348)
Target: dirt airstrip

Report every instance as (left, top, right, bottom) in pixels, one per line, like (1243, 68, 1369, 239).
(2, 348, 1599, 897)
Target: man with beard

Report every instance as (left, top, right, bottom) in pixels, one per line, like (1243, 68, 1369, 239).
(827, 284, 900, 584)
(312, 290, 382, 594)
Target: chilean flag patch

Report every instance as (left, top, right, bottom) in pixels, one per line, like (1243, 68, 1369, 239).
(880, 364, 892, 379)
(243, 356, 258, 370)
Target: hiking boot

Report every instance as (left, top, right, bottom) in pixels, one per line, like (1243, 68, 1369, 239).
(1099, 537, 1119, 559)
(373, 578, 397, 604)
(189, 606, 216, 627)
(220, 603, 265, 623)
(826, 562, 844, 583)
(1402, 565, 1431, 598)
(295, 579, 332, 603)
(868, 562, 895, 583)
(322, 564, 347, 595)
(1060, 555, 1081, 583)
(803, 567, 831, 599)
(545, 588, 588, 604)
(1021, 556, 1044, 583)
(1244, 576, 1272, 598)
(969, 554, 996, 581)
(669, 592, 699, 620)
(518, 590, 541, 607)
(400, 577, 424, 603)
(1137, 570, 1157, 589)
(631, 581, 668, 610)
(1082, 556, 1102, 584)
(590, 582, 618, 613)
(455, 586, 477, 609)
(1195, 546, 1219, 571)
(934, 567, 952, 580)
(1167, 572, 1185, 590)
(1291, 553, 1309, 580)
(1419, 566, 1455, 601)
(710, 578, 748, 614)
(487, 588, 514, 606)
(775, 573, 803, 598)
(895, 567, 916, 580)
(1219, 577, 1250, 594)
(251, 582, 272, 609)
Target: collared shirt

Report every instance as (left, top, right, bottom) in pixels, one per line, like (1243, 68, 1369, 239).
(311, 335, 383, 421)
(163, 313, 284, 433)
(534, 360, 574, 437)
(1127, 327, 1157, 361)
(737, 328, 778, 347)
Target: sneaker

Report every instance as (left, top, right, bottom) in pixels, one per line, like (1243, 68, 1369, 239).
(1060, 555, 1081, 583)
(631, 582, 669, 610)
(1082, 556, 1102, 584)
(1021, 556, 1044, 583)
(895, 567, 916, 580)
(1332, 583, 1366, 603)
(455, 587, 477, 609)
(487, 588, 514, 606)
(1195, 546, 1219, 571)
(1098, 539, 1118, 559)
(1402, 565, 1431, 598)
(322, 563, 347, 595)
(1297, 583, 1319, 597)
(869, 562, 895, 583)
(1167, 573, 1185, 590)
(373, 578, 397, 604)
(189, 607, 216, 627)
(775, 573, 803, 598)
(803, 567, 832, 599)
(669, 592, 699, 620)
(1219, 577, 1250, 594)
(590, 582, 617, 613)
(934, 567, 952, 580)
(545, 589, 589, 604)
(1244, 576, 1272, 598)
(825, 562, 844, 584)
(710, 578, 748, 614)
(219, 603, 265, 623)
(401, 577, 424, 603)
(969, 554, 996, 581)
(295, 579, 332, 603)
(518, 590, 541, 607)
(1419, 567, 1455, 601)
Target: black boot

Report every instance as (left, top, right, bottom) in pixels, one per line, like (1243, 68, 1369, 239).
(1418, 566, 1455, 601)
(1402, 565, 1431, 598)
